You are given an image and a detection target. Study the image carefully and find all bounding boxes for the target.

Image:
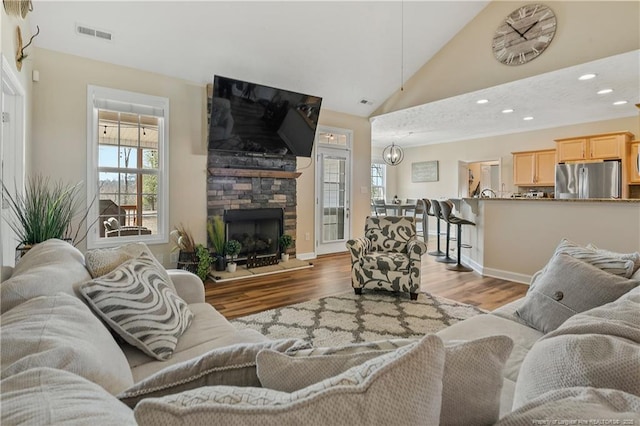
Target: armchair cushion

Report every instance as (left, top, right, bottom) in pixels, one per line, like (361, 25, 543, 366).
(362, 252, 410, 271)
(364, 216, 416, 253)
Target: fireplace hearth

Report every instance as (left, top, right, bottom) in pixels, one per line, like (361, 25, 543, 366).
(224, 208, 283, 264)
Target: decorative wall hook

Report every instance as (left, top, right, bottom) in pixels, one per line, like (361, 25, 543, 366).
(16, 25, 40, 71)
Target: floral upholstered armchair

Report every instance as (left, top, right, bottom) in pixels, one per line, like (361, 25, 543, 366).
(346, 216, 428, 300)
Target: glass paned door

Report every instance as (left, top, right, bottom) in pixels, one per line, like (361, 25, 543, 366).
(316, 138, 351, 255)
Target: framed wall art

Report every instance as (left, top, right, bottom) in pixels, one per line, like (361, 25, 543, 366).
(411, 161, 439, 182)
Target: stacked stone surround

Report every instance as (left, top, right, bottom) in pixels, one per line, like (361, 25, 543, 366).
(207, 152, 298, 254)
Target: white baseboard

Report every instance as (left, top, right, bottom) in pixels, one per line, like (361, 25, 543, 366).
(461, 255, 531, 285)
(296, 252, 317, 261)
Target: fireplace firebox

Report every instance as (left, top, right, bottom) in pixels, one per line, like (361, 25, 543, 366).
(224, 208, 284, 264)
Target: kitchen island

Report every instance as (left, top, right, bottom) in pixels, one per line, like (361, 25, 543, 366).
(446, 198, 640, 284)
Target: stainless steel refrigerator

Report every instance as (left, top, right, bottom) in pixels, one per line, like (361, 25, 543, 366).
(555, 161, 621, 199)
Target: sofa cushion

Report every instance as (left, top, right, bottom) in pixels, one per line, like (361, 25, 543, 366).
(134, 335, 446, 426)
(498, 387, 640, 425)
(549, 238, 636, 278)
(513, 287, 640, 409)
(84, 243, 176, 292)
(257, 335, 513, 426)
(118, 339, 308, 408)
(124, 302, 269, 381)
(0, 293, 134, 394)
(515, 253, 639, 333)
(0, 239, 92, 313)
(80, 253, 194, 361)
(1, 368, 136, 425)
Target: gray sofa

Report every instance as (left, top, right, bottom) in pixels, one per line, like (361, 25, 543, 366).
(1, 238, 639, 424)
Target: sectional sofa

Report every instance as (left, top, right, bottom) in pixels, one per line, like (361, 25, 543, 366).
(1, 238, 638, 424)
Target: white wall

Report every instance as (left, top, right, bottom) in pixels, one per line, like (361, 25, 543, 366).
(30, 48, 371, 263)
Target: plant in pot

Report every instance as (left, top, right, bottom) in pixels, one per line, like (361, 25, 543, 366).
(224, 239, 242, 273)
(194, 244, 213, 282)
(1, 175, 94, 259)
(278, 234, 293, 262)
(207, 215, 226, 271)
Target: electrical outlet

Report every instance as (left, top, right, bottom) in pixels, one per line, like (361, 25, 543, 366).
(170, 252, 179, 264)
(305, 232, 310, 241)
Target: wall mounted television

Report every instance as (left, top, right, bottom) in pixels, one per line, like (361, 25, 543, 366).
(208, 75, 322, 158)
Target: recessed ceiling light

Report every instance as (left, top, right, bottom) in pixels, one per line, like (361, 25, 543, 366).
(613, 100, 628, 105)
(502, 108, 514, 114)
(578, 73, 597, 80)
(523, 116, 534, 121)
(597, 89, 613, 95)
(476, 99, 489, 104)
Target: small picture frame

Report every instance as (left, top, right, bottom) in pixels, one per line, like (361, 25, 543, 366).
(411, 161, 439, 182)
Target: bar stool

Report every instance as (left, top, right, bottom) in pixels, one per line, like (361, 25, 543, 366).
(439, 199, 475, 272)
(427, 199, 446, 256)
(434, 200, 456, 264)
(414, 199, 429, 242)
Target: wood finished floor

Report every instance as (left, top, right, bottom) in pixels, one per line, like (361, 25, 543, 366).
(205, 246, 529, 320)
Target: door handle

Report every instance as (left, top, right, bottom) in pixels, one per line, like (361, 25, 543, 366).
(637, 152, 640, 175)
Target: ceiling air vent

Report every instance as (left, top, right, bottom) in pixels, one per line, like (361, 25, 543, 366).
(359, 99, 373, 106)
(76, 24, 113, 42)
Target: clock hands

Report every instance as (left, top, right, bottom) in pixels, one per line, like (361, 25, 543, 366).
(506, 22, 527, 39)
(520, 21, 539, 39)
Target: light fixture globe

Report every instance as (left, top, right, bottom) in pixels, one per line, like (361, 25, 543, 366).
(382, 142, 404, 166)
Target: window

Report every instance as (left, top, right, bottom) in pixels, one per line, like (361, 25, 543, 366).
(371, 162, 386, 201)
(86, 86, 169, 248)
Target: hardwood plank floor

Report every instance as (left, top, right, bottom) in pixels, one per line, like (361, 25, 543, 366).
(205, 248, 528, 320)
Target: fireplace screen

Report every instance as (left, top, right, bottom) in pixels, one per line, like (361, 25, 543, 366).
(224, 208, 283, 262)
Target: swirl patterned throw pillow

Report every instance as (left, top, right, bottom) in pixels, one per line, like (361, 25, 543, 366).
(80, 253, 194, 361)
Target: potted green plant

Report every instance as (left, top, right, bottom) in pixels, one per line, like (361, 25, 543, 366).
(1, 175, 92, 258)
(224, 239, 242, 273)
(207, 215, 226, 271)
(195, 244, 212, 282)
(278, 234, 293, 262)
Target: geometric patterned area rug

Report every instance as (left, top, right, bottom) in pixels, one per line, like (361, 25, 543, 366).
(230, 290, 486, 347)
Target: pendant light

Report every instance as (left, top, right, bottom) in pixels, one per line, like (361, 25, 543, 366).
(382, 142, 404, 166)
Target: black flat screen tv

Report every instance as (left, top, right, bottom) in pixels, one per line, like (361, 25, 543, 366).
(208, 75, 322, 158)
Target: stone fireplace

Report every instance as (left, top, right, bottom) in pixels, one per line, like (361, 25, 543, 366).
(207, 152, 300, 258)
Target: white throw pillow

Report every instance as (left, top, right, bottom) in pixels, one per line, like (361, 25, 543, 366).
(85, 242, 176, 292)
(498, 387, 640, 425)
(586, 243, 640, 274)
(81, 253, 194, 361)
(0, 238, 92, 313)
(257, 335, 513, 426)
(118, 339, 308, 408)
(134, 335, 446, 426)
(513, 288, 640, 409)
(0, 293, 134, 394)
(0, 368, 136, 426)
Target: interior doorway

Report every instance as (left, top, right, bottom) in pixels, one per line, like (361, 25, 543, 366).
(458, 159, 502, 198)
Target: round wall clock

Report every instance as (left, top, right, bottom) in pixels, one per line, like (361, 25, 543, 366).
(492, 4, 557, 66)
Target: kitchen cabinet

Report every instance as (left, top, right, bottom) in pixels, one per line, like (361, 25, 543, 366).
(512, 149, 556, 186)
(555, 132, 632, 163)
(630, 141, 640, 184)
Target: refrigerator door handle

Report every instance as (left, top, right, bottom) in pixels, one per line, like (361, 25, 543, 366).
(579, 167, 587, 199)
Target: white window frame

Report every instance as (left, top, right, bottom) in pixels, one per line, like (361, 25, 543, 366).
(371, 161, 386, 201)
(86, 85, 169, 249)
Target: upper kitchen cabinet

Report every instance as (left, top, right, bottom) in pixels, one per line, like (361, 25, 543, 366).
(630, 141, 640, 184)
(555, 132, 633, 163)
(513, 149, 556, 186)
